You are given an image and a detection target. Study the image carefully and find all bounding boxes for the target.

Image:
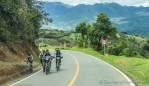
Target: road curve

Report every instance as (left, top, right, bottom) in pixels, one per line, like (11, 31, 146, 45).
(7, 50, 135, 86)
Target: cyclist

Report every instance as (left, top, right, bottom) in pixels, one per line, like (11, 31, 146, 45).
(55, 48, 63, 66)
(25, 52, 34, 71)
(39, 50, 45, 66)
(44, 49, 52, 65)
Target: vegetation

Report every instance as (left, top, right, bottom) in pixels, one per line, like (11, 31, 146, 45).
(0, 0, 52, 81)
(107, 33, 149, 58)
(90, 13, 117, 51)
(0, 0, 52, 44)
(39, 30, 149, 58)
(39, 29, 75, 47)
(74, 12, 149, 58)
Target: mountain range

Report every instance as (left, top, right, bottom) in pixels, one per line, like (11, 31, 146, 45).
(42, 2, 149, 37)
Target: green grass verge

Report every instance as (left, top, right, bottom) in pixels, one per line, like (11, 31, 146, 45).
(70, 46, 149, 86)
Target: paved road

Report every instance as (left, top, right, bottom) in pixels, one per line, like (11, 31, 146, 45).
(7, 50, 135, 86)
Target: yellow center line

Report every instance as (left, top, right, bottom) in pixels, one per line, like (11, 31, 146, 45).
(66, 53, 80, 86)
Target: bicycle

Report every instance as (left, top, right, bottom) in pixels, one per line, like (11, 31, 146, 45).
(26, 61, 32, 74)
(56, 56, 61, 72)
(42, 58, 47, 72)
(45, 56, 52, 75)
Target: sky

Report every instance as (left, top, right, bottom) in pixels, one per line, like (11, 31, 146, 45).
(38, 0, 149, 7)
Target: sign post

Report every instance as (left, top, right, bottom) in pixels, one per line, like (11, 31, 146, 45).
(102, 40, 106, 55)
(64, 42, 66, 50)
(83, 42, 85, 46)
(83, 42, 85, 51)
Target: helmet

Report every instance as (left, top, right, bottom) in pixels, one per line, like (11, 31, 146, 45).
(28, 52, 31, 55)
(55, 47, 60, 51)
(46, 49, 49, 53)
(42, 50, 45, 53)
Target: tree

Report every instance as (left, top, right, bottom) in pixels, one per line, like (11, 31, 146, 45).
(75, 22, 93, 47)
(0, 0, 52, 44)
(90, 12, 117, 51)
(75, 22, 87, 39)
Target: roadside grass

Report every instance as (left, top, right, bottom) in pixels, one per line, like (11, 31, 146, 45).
(70, 46, 149, 86)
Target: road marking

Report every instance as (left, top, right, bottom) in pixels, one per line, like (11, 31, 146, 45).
(9, 69, 42, 86)
(86, 55, 136, 86)
(52, 58, 55, 62)
(66, 53, 79, 86)
(64, 50, 135, 86)
(77, 52, 135, 86)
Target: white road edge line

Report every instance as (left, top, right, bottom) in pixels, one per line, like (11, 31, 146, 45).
(10, 50, 55, 86)
(9, 69, 42, 86)
(9, 57, 55, 86)
(64, 50, 136, 86)
(89, 55, 136, 86)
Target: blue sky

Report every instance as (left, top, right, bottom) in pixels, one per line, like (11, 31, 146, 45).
(38, 0, 149, 7)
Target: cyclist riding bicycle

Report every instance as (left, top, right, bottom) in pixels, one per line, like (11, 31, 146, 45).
(39, 50, 45, 66)
(25, 52, 34, 70)
(55, 48, 63, 66)
(44, 49, 52, 65)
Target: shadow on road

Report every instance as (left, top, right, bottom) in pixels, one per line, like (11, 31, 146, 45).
(59, 69, 67, 71)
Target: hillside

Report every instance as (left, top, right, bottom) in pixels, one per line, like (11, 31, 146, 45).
(0, 0, 48, 85)
(39, 29, 76, 48)
(39, 29, 149, 58)
(42, 2, 149, 36)
(0, 42, 40, 85)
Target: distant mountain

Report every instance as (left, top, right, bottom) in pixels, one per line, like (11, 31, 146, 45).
(42, 2, 149, 37)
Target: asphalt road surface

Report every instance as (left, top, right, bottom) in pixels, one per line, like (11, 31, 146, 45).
(7, 50, 135, 86)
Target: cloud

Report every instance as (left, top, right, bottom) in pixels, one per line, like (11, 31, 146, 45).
(38, 0, 149, 7)
(138, 1, 149, 7)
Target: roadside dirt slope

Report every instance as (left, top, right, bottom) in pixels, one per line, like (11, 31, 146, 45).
(0, 42, 40, 85)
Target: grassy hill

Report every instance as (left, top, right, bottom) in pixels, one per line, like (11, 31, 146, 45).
(39, 29, 76, 48)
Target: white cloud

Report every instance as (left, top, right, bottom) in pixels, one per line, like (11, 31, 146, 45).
(38, 0, 149, 7)
(141, 1, 149, 7)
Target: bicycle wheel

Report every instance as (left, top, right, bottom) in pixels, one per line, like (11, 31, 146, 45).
(43, 61, 45, 72)
(49, 62, 51, 73)
(30, 64, 33, 73)
(26, 66, 29, 74)
(46, 63, 49, 75)
(26, 62, 30, 74)
(57, 61, 59, 72)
